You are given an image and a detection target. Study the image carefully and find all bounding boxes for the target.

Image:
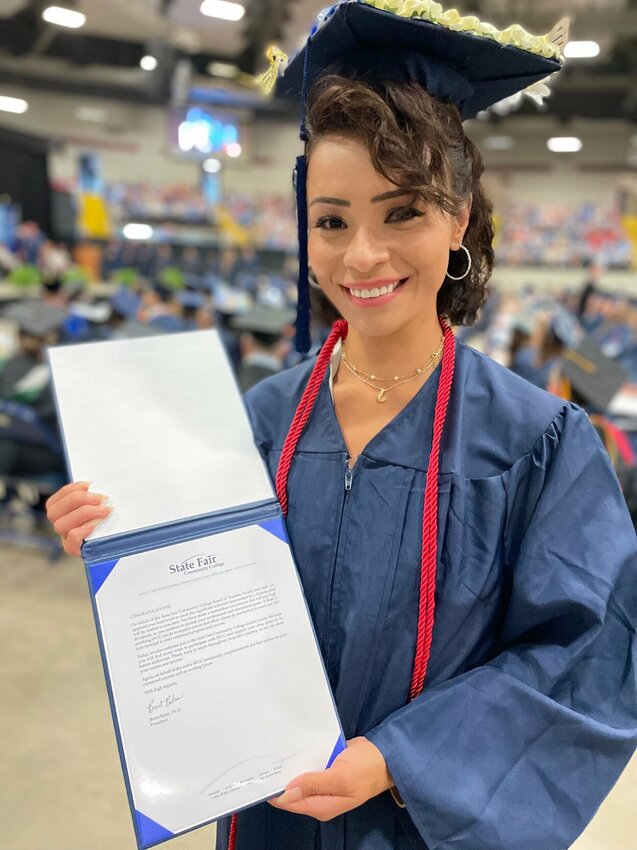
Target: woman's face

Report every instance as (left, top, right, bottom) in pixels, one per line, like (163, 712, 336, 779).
(307, 135, 470, 338)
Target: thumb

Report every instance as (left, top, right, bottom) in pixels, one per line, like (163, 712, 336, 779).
(275, 768, 341, 804)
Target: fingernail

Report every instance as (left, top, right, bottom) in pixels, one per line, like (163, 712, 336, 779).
(277, 787, 303, 805)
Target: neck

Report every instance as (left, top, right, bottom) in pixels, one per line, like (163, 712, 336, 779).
(342, 313, 443, 379)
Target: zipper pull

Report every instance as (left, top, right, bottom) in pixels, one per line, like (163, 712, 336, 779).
(344, 464, 353, 491)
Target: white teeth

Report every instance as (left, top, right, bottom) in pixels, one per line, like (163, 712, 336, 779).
(351, 280, 400, 299)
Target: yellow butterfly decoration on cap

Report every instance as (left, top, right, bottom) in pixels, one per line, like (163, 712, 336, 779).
(257, 46, 289, 95)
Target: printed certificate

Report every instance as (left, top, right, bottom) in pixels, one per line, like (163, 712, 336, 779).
(49, 331, 344, 848)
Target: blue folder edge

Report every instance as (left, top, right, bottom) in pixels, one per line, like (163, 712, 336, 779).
(84, 504, 346, 849)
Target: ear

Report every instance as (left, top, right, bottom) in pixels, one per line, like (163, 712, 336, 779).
(452, 195, 472, 248)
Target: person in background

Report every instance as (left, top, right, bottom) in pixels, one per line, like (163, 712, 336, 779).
(506, 316, 532, 369)
(153, 244, 176, 278)
(576, 258, 604, 321)
(40, 240, 71, 285)
(180, 246, 202, 278)
(176, 290, 214, 331)
(511, 309, 580, 390)
(15, 221, 44, 266)
(230, 306, 295, 392)
(0, 303, 66, 477)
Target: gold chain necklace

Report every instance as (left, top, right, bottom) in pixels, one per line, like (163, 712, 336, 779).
(341, 336, 444, 403)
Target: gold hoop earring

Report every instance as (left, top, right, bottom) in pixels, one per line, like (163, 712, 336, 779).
(446, 244, 472, 281)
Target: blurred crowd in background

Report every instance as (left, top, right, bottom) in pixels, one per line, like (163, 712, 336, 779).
(1, 213, 636, 544)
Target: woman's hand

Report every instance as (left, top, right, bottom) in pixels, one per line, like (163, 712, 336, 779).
(46, 481, 112, 557)
(268, 737, 393, 822)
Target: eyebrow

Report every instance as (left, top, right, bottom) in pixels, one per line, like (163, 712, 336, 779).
(309, 189, 412, 208)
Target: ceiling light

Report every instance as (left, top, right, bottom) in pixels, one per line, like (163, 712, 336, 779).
(75, 106, 105, 122)
(140, 55, 158, 71)
(203, 158, 222, 173)
(123, 223, 154, 241)
(42, 6, 86, 28)
(547, 136, 582, 153)
(564, 41, 600, 59)
(0, 95, 28, 114)
(200, 0, 245, 22)
(226, 142, 242, 158)
(483, 135, 514, 151)
(207, 61, 239, 78)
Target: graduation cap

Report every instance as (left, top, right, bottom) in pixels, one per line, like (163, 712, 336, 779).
(277, 2, 565, 119)
(263, 0, 566, 352)
(550, 310, 581, 349)
(230, 306, 296, 337)
(177, 291, 206, 311)
(2, 301, 66, 338)
(212, 283, 253, 317)
(110, 288, 141, 320)
(561, 337, 628, 412)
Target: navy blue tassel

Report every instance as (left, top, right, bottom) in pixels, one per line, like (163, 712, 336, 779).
(294, 153, 311, 353)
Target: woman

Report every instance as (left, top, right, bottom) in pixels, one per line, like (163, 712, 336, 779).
(46, 3, 636, 849)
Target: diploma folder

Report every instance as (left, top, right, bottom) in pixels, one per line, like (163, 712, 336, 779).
(48, 330, 344, 848)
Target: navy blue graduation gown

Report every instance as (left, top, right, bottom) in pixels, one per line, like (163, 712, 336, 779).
(217, 340, 637, 850)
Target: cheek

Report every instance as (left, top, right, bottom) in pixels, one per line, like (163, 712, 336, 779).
(308, 235, 338, 283)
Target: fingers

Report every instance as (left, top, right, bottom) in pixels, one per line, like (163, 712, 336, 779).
(45, 482, 112, 559)
(47, 485, 108, 525)
(45, 481, 90, 511)
(63, 520, 102, 558)
(268, 791, 352, 822)
(53, 503, 112, 539)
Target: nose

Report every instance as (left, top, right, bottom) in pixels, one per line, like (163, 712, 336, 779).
(342, 225, 390, 275)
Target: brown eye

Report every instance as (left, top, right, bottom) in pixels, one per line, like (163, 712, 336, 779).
(386, 207, 424, 224)
(314, 215, 346, 231)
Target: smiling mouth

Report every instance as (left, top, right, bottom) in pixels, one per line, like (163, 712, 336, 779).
(344, 278, 409, 300)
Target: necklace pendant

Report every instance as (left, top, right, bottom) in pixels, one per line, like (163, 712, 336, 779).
(377, 388, 388, 403)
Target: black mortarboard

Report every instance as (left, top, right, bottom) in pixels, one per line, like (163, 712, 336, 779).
(267, 0, 566, 352)
(3, 302, 66, 338)
(561, 338, 628, 412)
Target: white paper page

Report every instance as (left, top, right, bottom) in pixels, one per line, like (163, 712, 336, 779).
(49, 331, 274, 538)
(92, 522, 342, 835)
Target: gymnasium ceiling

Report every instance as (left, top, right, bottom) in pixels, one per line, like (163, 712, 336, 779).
(0, 0, 636, 121)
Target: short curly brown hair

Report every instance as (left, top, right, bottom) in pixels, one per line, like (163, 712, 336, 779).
(305, 75, 494, 326)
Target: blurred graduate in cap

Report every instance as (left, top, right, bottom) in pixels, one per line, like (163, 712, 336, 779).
(228, 3, 637, 849)
(0, 302, 66, 477)
(44, 3, 636, 849)
(230, 306, 295, 391)
(511, 308, 581, 390)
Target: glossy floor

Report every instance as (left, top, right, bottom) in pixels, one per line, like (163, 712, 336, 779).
(1, 545, 635, 850)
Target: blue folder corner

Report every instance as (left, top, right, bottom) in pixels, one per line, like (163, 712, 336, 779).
(258, 516, 289, 545)
(89, 559, 119, 595)
(135, 810, 175, 847)
(326, 734, 347, 768)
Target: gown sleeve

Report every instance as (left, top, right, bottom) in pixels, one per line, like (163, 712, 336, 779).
(366, 403, 637, 850)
